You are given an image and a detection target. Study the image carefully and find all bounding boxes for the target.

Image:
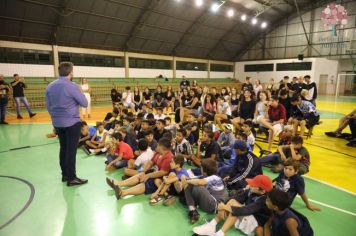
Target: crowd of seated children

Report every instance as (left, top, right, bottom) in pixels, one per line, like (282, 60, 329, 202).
(51, 75, 324, 235)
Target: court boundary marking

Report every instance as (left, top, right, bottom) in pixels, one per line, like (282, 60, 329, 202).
(0, 176, 35, 230)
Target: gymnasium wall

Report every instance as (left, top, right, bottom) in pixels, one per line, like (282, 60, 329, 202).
(210, 72, 234, 79)
(0, 40, 234, 80)
(74, 66, 125, 78)
(0, 63, 54, 77)
(234, 58, 339, 86)
(129, 69, 172, 78)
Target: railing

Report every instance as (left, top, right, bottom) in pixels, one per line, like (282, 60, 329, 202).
(4, 77, 242, 110)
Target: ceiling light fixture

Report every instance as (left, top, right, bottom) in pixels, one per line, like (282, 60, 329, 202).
(252, 18, 258, 25)
(261, 22, 267, 28)
(211, 3, 220, 12)
(241, 14, 247, 21)
(195, 0, 203, 7)
(227, 9, 234, 17)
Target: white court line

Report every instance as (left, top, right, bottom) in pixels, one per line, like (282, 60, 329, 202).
(304, 175, 356, 196)
(296, 196, 356, 217)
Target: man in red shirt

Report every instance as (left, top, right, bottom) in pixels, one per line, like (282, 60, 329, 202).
(106, 132, 134, 170)
(106, 138, 173, 199)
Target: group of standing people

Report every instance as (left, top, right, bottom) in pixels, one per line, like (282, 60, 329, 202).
(0, 73, 36, 124)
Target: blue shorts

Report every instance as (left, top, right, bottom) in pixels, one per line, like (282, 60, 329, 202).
(144, 178, 158, 194)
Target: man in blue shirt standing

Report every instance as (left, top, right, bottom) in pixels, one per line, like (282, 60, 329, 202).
(46, 62, 88, 186)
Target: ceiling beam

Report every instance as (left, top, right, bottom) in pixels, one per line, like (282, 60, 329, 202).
(77, 0, 97, 44)
(123, 0, 158, 50)
(252, 0, 287, 15)
(50, 0, 71, 44)
(169, 8, 209, 55)
(233, 0, 326, 60)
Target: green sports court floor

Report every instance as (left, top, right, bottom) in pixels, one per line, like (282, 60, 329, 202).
(0, 123, 355, 236)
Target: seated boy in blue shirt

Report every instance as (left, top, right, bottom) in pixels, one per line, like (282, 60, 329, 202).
(274, 160, 320, 211)
(149, 154, 189, 206)
(265, 188, 314, 236)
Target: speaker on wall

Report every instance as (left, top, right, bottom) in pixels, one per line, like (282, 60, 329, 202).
(298, 54, 304, 61)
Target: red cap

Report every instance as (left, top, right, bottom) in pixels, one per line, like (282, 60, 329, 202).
(246, 175, 273, 192)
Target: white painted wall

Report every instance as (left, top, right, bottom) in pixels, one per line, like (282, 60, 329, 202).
(176, 70, 208, 78)
(234, 58, 339, 86)
(73, 66, 125, 78)
(0, 63, 55, 77)
(210, 72, 234, 79)
(129, 68, 173, 78)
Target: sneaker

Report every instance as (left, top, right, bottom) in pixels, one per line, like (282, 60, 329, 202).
(29, 113, 36, 118)
(193, 221, 215, 235)
(89, 149, 95, 154)
(17, 115, 23, 119)
(101, 147, 108, 152)
(163, 195, 176, 206)
(189, 210, 200, 224)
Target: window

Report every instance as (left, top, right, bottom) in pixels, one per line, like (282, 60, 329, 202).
(276, 62, 312, 71)
(38, 53, 51, 64)
(176, 61, 207, 71)
(211, 64, 233, 72)
(244, 64, 274, 72)
(129, 58, 172, 69)
(0, 48, 52, 64)
(58, 52, 124, 67)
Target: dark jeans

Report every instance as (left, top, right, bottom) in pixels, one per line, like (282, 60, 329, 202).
(259, 153, 281, 165)
(184, 185, 216, 213)
(106, 155, 128, 169)
(55, 122, 82, 181)
(0, 97, 8, 122)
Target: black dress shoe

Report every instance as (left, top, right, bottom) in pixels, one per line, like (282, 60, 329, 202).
(0, 121, 9, 125)
(62, 176, 68, 182)
(67, 178, 88, 186)
(29, 113, 37, 118)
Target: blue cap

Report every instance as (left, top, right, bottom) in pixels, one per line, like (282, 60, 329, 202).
(233, 140, 247, 150)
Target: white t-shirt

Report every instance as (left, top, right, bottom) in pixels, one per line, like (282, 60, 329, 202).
(219, 102, 232, 116)
(81, 84, 89, 93)
(247, 133, 255, 146)
(154, 114, 166, 120)
(204, 175, 225, 192)
(134, 148, 154, 168)
(96, 129, 108, 142)
(123, 91, 133, 103)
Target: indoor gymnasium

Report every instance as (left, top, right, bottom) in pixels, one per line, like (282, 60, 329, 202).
(0, 0, 356, 236)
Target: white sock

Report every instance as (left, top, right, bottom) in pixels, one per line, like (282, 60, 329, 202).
(189, 206, 195, 211)
(210, 219, 217, 227)
(215, 230, 224, 236)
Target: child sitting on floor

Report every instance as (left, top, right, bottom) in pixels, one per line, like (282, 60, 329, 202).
(86, 122, 108, 154)
(105, 132, 134, 171)
(123, 139, 154, 178)
(274, 159, 320, 211)
(193, 175, 272, 236)
(149, 154, 189, 206)
(265, 189, 314, 236)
